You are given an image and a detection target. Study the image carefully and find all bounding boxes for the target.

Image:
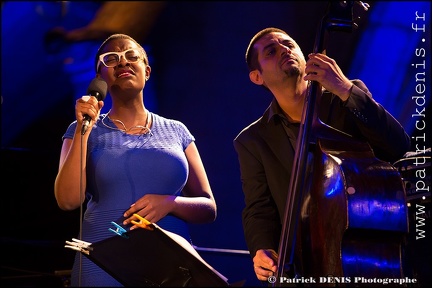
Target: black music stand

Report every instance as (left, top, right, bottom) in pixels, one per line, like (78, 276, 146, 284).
(72, 223, 230, 287)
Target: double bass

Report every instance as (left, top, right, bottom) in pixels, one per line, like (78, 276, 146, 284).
(274, 1, 409, 284)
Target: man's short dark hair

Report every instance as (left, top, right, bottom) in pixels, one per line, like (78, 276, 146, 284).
(245, 27, 288, 72)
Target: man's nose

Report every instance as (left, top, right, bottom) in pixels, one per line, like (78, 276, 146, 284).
(280, 45, 292, 57)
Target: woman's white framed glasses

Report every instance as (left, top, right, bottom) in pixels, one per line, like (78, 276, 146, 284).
(97, 49, 144, 71)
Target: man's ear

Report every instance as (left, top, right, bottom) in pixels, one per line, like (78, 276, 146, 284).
(249, 70, 264, 85)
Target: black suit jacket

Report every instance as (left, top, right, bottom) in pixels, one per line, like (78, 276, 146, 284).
(233, 80, 411, 260)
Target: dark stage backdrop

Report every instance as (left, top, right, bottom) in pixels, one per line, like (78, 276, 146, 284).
(1, 1, 430, 287)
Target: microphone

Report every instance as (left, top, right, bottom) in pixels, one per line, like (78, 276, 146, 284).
(81, 78, 108, 135)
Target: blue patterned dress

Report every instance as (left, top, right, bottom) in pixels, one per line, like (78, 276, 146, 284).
(63, 112, 194, 287)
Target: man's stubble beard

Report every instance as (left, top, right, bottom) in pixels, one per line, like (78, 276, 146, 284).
(285, 66, 301, 78)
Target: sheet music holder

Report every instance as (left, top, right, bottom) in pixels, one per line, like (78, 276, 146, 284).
(68, 223, 231, 287)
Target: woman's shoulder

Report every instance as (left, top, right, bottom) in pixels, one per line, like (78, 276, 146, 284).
(151, 112, 194, 142)
(152, 112, 188, 129)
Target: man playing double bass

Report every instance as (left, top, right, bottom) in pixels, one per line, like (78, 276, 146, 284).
(233, 27, 410, 283)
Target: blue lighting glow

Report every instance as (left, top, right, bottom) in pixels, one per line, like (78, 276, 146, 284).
(349, 1, 431, 136)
